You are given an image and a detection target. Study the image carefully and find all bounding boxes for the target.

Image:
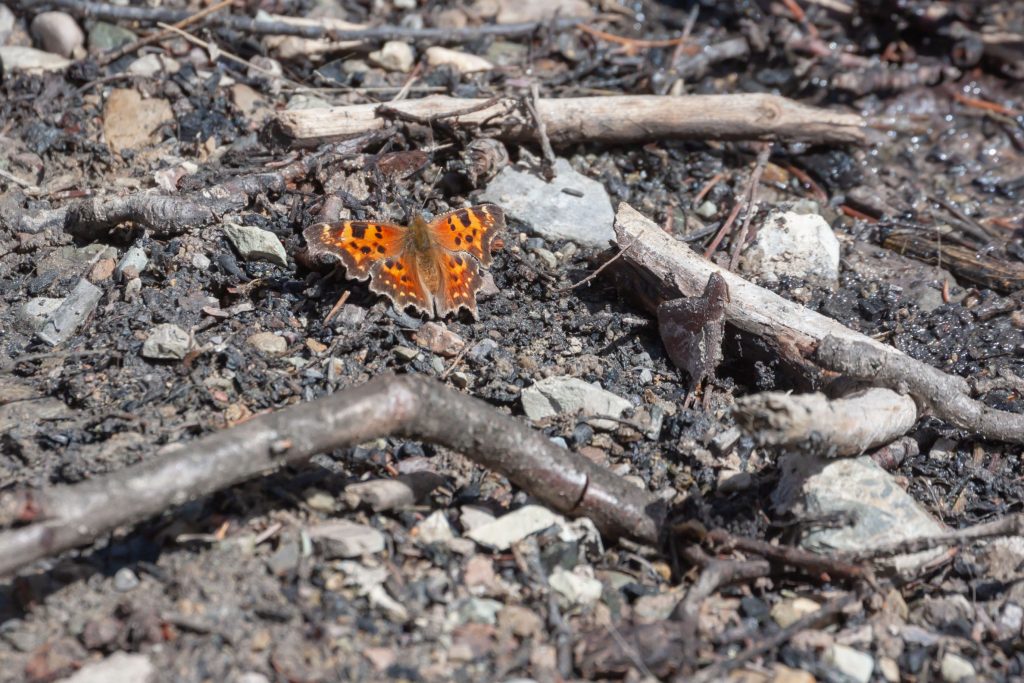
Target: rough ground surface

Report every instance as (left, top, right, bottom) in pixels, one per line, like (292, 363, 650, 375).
(2, 1, 1024, 682)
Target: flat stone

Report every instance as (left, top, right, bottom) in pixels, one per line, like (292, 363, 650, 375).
(88, 22, 136, 51)
(0, 46, 71, 73)
(126, 53, 180, 77)
(466, 504, 558, 550)
(771, 597, 821, 628)
(247, 332, 287, 355)
(521, 376, 631, 430)
(223, 223, 288, 267)
(415, 510, 455, 545)
(425, 46, 494, 73)
(17, 297, 64, 333)
(30, 11, 83, 58)
(103, 89, 174, 153)
(773, 454, 947, 574)
(114, 245, 149, 281)
(37, 279, 102, 346)
(89, 258, 116, 282)
(739, 208, 840, 288)
(141, 323, 191, 360)
(825, 644, 874, 683)
(59, 652, 155, 683)
(548, 566, 603, 607)
(368, 40, 414, 72)
(495, 0, 593, 24)
(940, 653, 975, 683)
(308, 520, 386, 558)
(413, 322, 465, 357)
(481, 157, 614, 248)
(394, 345, 419, 361)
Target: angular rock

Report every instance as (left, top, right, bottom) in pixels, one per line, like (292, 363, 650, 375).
(114, 245, 148, 281)
(223, 223, 288, 267)
(17, 297, 64, 333)
(415, 510, 455, 545)
(30, 11, 83, 58)
(368, 41, 414, 72)
(126, 53, 180, 77)
(425, 46, 494, 73)
(825, 644, 874, 683)
(88, 22, 136, 51)
(0, 46, 71, 73)
(773, 454, 947, 574)
(739, 208, 840, 287)
(308, 520, 386, 558)
(771, 597, 820, 628)
(59, 652, 155, 683)
(521, 376, 631, 430)
(141, 324, 191, 360)
(413, 322, 465, 357)
(103, 89, 174, 153)
(37, 279, 102, 346)
(247, 332, 287, 355)
(466, 505, 558, 550)
(481, 157, 614, 248)
(548, 566, 603, 607)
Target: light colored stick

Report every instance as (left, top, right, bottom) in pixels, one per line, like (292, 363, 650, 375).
(273, 94, 868, 148)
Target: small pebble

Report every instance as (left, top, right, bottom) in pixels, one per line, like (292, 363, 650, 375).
(30, 11, 84, 58)
(142, 324, 191, 360)
(247, 332, 287, 355)
(112, 567, 140, 592)
(394, 346, 419, 362)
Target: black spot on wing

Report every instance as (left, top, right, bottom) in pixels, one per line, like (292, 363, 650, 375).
(349, 222, 368, 239)
(454, 208, 471, 228)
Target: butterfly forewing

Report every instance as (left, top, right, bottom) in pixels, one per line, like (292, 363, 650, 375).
(430, 204, 504, 267)
(304, 220, 407, 279)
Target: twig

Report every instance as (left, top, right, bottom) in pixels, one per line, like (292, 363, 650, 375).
(576, 23, 692, 50)
(841, 513, 1024, 563)
(322, 290, 351, 324)
(527, 83, 557, 181)
(96, 0, 232, 66)
(273, 94, 869, 148)
(727, 142, 772, 271)
(703, 528, 867, 581)
(0, 375, 665, 576)
(560, 238, 638, 292)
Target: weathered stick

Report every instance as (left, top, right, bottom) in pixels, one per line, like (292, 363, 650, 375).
(733, 388, 919, 456)
(271, 94, 869, 148)
(615, 203, 1024, 444)
(0, 375, 665, 577)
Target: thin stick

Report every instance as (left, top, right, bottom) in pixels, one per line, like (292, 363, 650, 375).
(728, 142, 772, 271)
(527, 82, 557, 181)
(560, 238, 638, 292)
(703, 199, 742, 257)
(322, 289, 351, 324)
(96, 0, 233, 66)
(843, 513, 1024, 563)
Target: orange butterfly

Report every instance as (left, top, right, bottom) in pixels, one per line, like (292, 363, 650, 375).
(304, 204, 505, 319)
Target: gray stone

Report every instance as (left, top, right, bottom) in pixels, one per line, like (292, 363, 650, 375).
(457, 597, 504, 624)
(112, 567, 139, 592)
(191, 253, 211, 270)
(141, 323, 191, 360)
(0, 46, 70, 72)
(30, 11, 83, 58)
(0, 4, 16, 45)
(531, 247, 558, 270)
(308, 520, 385, 558)
(466, 504, 558, 550)
(368, 41, 414, 72)
(521, 376, 631, 430)
(695, 201, 717, 218)
(394, 345, 419, 361)
(59, 652, 155, 683)
(126, 53, 180, 77)
(481, 157, 614, 248)
(114, 245, 148, 281)
(17, 297, 64, 333)
(940, 652, 975, 683)
(223, 223, 288, 267)
(485, 41, 528, 66)
(87, 22, 135, 51)
(739, 209, 840, 288)
(773, 454, 947, 574)
(414, 510, 455, 545)
(37, 279, 102, 346)
(825, 644, 874, 683)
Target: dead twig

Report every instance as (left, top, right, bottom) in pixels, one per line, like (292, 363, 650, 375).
(0, 375, 665, 576)
(527, 83, 557, 181)
(560, 238, 638, 292)
(95, 0, 232, 66)
(727, 142, 772, 271)
(841, 512, 1024, 563)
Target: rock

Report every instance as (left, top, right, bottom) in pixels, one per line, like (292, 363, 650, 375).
(87, 22, 135, 51)
(0, 5, 15, 44)
(521, 376, 631, 430)
(460, 505, 496, 531)
(425, 46, 494, 73)
(695, 201, 718, 218)
(222, 223, 288, 267)
(825, 644, 874, 683)
(304, 489, 336, 512)
(308, 520, 385, 558)
(103, 89, 174, 153)
(17, 297, 64, 333)
(548, 566, 603, 607)
(774, 454, 947, 574)
(770, 597, 820, 628)
(114, 245, 149, 281)
(413, 322, 465, 357)
(770, 665, 815, 683)
(112, 567, 139, 592)
(126, 53, 180, 77)
(394, 346, 419, 362)
(247, 332, 287, 355)
(877, 657, 900, 683)
(415, 510, 455, 545)
(739, 208, 840, 288)
(368, 41, 414, 72)
(59, 652, 155, 683)
(466, 504, 558, 550)
(531, 247, 558, 270)
(233, 675, 270, 683)
(230, 83, 272, 122)
(481, 157, 614, 248)
(940, 652, 975, 682)
(457, 597, 504, 624)
(0, 45, 70, 72)
(89, 258, 115, 283)
(494, 0, 593, 24)
(30, 12, 83, 58)
(37, 279, 102, 346)
(485, 40, 528, 66)
(141, 324, 191, 360)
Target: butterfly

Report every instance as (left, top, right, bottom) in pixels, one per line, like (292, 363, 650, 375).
(304, 204, 505, 319)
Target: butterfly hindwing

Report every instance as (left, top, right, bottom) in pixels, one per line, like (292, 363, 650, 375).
(436, 251, 484, 318)
(369, 254, 434, 316)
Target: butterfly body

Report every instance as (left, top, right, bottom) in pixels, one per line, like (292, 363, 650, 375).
(305, 204, 504, 319)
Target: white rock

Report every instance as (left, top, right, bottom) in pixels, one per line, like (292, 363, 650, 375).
(773, 454, 947, 574)
(740, 208, 840, 287)
(770, 597, 820, 628)
(17, 297, 64, 333)
(127, 53, 181, 77)
(308, 520, 385, 558)
(247, 332, 288, 356)
(548, 566, 603, 607)
(223, 223, 288, 267)
(466, 504, 558, 550)
(142, 324, 191, 360)
(521, 376, 631, 430)
(0, 46, 70, 73)
(425, 46, 494, 73)
(825, 644, 874, 683)
(415, 510, 455, 545)
(37, 279, 102, 346)
(368, 41, 415, 72)
(114, 245, 149, 281)
(0, 5, 16, 44)
(460, 505, 496, 531)
(940, 652, 975, 682)
(59, 652, 155, 683)
(481, 157, 614, 248)
(29, 11, 83, 58)
(494, 0, 593, 24)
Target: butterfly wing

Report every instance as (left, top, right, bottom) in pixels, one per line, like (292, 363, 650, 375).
(304, 220, 407, 279)
(435, 252, 485, 318)
(429, 204, 504, 267)
(369, 254, 434, 316)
